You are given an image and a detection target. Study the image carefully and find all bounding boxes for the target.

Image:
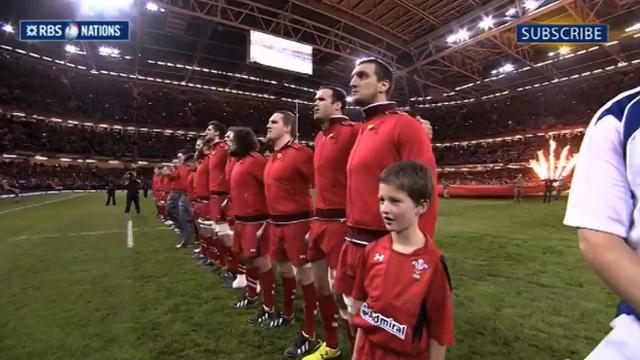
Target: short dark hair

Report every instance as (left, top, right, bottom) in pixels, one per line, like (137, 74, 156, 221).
(318, 86, 347, 111)
(208, 121, 227, 137)
(355, 57, 394, 95)
(274, 110, 297, 138)
(380, 160, 433, 206)
(228, 126, 259, 158)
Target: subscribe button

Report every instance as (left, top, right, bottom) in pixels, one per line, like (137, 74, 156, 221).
(516, 24, 608, 43)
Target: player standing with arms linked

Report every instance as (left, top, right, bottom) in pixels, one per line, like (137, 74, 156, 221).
(263, 110, 320, 358)
(303, 86, 360, 360)
(564, 86, 640, 359)
(335, 58, 439, 327)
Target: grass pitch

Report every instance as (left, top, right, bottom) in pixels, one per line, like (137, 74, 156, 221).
(0, 193, 616, 360)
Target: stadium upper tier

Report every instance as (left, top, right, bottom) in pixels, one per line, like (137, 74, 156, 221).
(0, 52, 637, 142)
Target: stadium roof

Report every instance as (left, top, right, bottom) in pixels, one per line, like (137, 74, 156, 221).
(0, 0, 639, 107)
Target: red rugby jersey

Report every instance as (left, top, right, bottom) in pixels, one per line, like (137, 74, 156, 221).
(313, 115, 360, 212)
(208, 141, 230, 194)
(194, 155, 210, 198)
(168, 164, 190, 192)
(352, 235, 454, 356)
(187, 171, 196, 200)
(346, 102, 439, 237)
(263, 141, 313, 216)
(230, 152, 268, 217)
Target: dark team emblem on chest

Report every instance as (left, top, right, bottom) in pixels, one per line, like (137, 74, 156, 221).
(411, 258, 428, 280)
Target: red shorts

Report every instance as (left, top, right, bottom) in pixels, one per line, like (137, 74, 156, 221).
(354, 334, 425, 360)
(307, 219, 348, 269)
(193, 201, 210, 220)
(270, 220, 310, 268)
(232, 221, 270, 258)
(209, 194, 227, 222)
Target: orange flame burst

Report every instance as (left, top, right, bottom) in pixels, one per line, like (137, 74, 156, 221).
(529, 139, 578, 180)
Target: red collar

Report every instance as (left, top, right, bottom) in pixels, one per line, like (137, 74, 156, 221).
(322, 115, 349, 135)
(362, 102, 397, 120)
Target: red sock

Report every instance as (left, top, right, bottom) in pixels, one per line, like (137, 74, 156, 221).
(342, 318, 355, 351)
(259, 268, 275, 311)
(228, 247, 242, 274)
(302, 282, 318, 338)
(282, 276, 297, 318)
(319, 294, 339, 348)
(246, 267, 259, 299)
(216, 243, 228, 268)
(238, 263, 246, 275)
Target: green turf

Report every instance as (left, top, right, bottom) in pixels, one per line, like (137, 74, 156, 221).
(0, 193, 617, 359)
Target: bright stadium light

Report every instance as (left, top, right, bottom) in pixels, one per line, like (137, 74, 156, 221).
(558, 46, 571, 55)
(447, 28, 470, 44)
(73, 0, 134, 16)
(65, 44, 80, 53)
(524, 0, 541, 12)
(478, 16, 495, 31)
(501, 63, 515, 73)
(2, 23, 14, 33)
(98, 45, 120, 57)
(625, 23, 640, 33)
(505, 7, 517, 17)
(493, 63, 515, 74)
(548, 51, 556, 57)
(145, 2, 159, 11)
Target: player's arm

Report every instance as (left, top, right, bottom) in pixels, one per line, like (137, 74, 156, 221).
(428, 340, 446, 360)
(564, 113, 638, 312)
(579, 229, 640, 312)
(298, 147, 314, 188)
(351, 329, 362, 360)
(394, 117, 438, 195)
(425, 256, 455, 350)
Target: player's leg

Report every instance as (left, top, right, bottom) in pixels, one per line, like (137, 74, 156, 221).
(125, 192, 132, 213)
(134, 194, 140, 214)
(304, 220, 346, 360)
(167, 192, 182, 234)
(248, 222, 276, 325)
(230, 222, 258, 308)
(280, 221, 321, 358)
(176, 194, 194, 247)
(261, 224, 295, 328)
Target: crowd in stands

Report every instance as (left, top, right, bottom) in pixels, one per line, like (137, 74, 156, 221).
(0, 114, 192, 160)
(434, 132, 583, 166)
(0, 160, 152, 192)
(439, 168, 539, 186)
(423, 70, 637, 141)
(2, 49, 637, 190)
(0, 54, 314, 139)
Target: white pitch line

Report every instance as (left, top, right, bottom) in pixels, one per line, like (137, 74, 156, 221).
(126, 219, 134, 248)
(0, 194, 85, 215)
(7, 227, 169, 240)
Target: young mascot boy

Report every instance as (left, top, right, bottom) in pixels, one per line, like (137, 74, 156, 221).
(351, 160, 454, 360)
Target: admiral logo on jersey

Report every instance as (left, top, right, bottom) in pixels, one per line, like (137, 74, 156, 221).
(360, 303, 407, 339)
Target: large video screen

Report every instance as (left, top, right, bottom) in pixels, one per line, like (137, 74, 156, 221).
(249, 30, 313, 75)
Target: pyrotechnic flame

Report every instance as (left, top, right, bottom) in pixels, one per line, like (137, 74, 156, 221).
(529, 139, 577, 180)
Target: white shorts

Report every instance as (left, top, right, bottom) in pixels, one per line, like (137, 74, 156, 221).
(585, 314, 640, 360)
